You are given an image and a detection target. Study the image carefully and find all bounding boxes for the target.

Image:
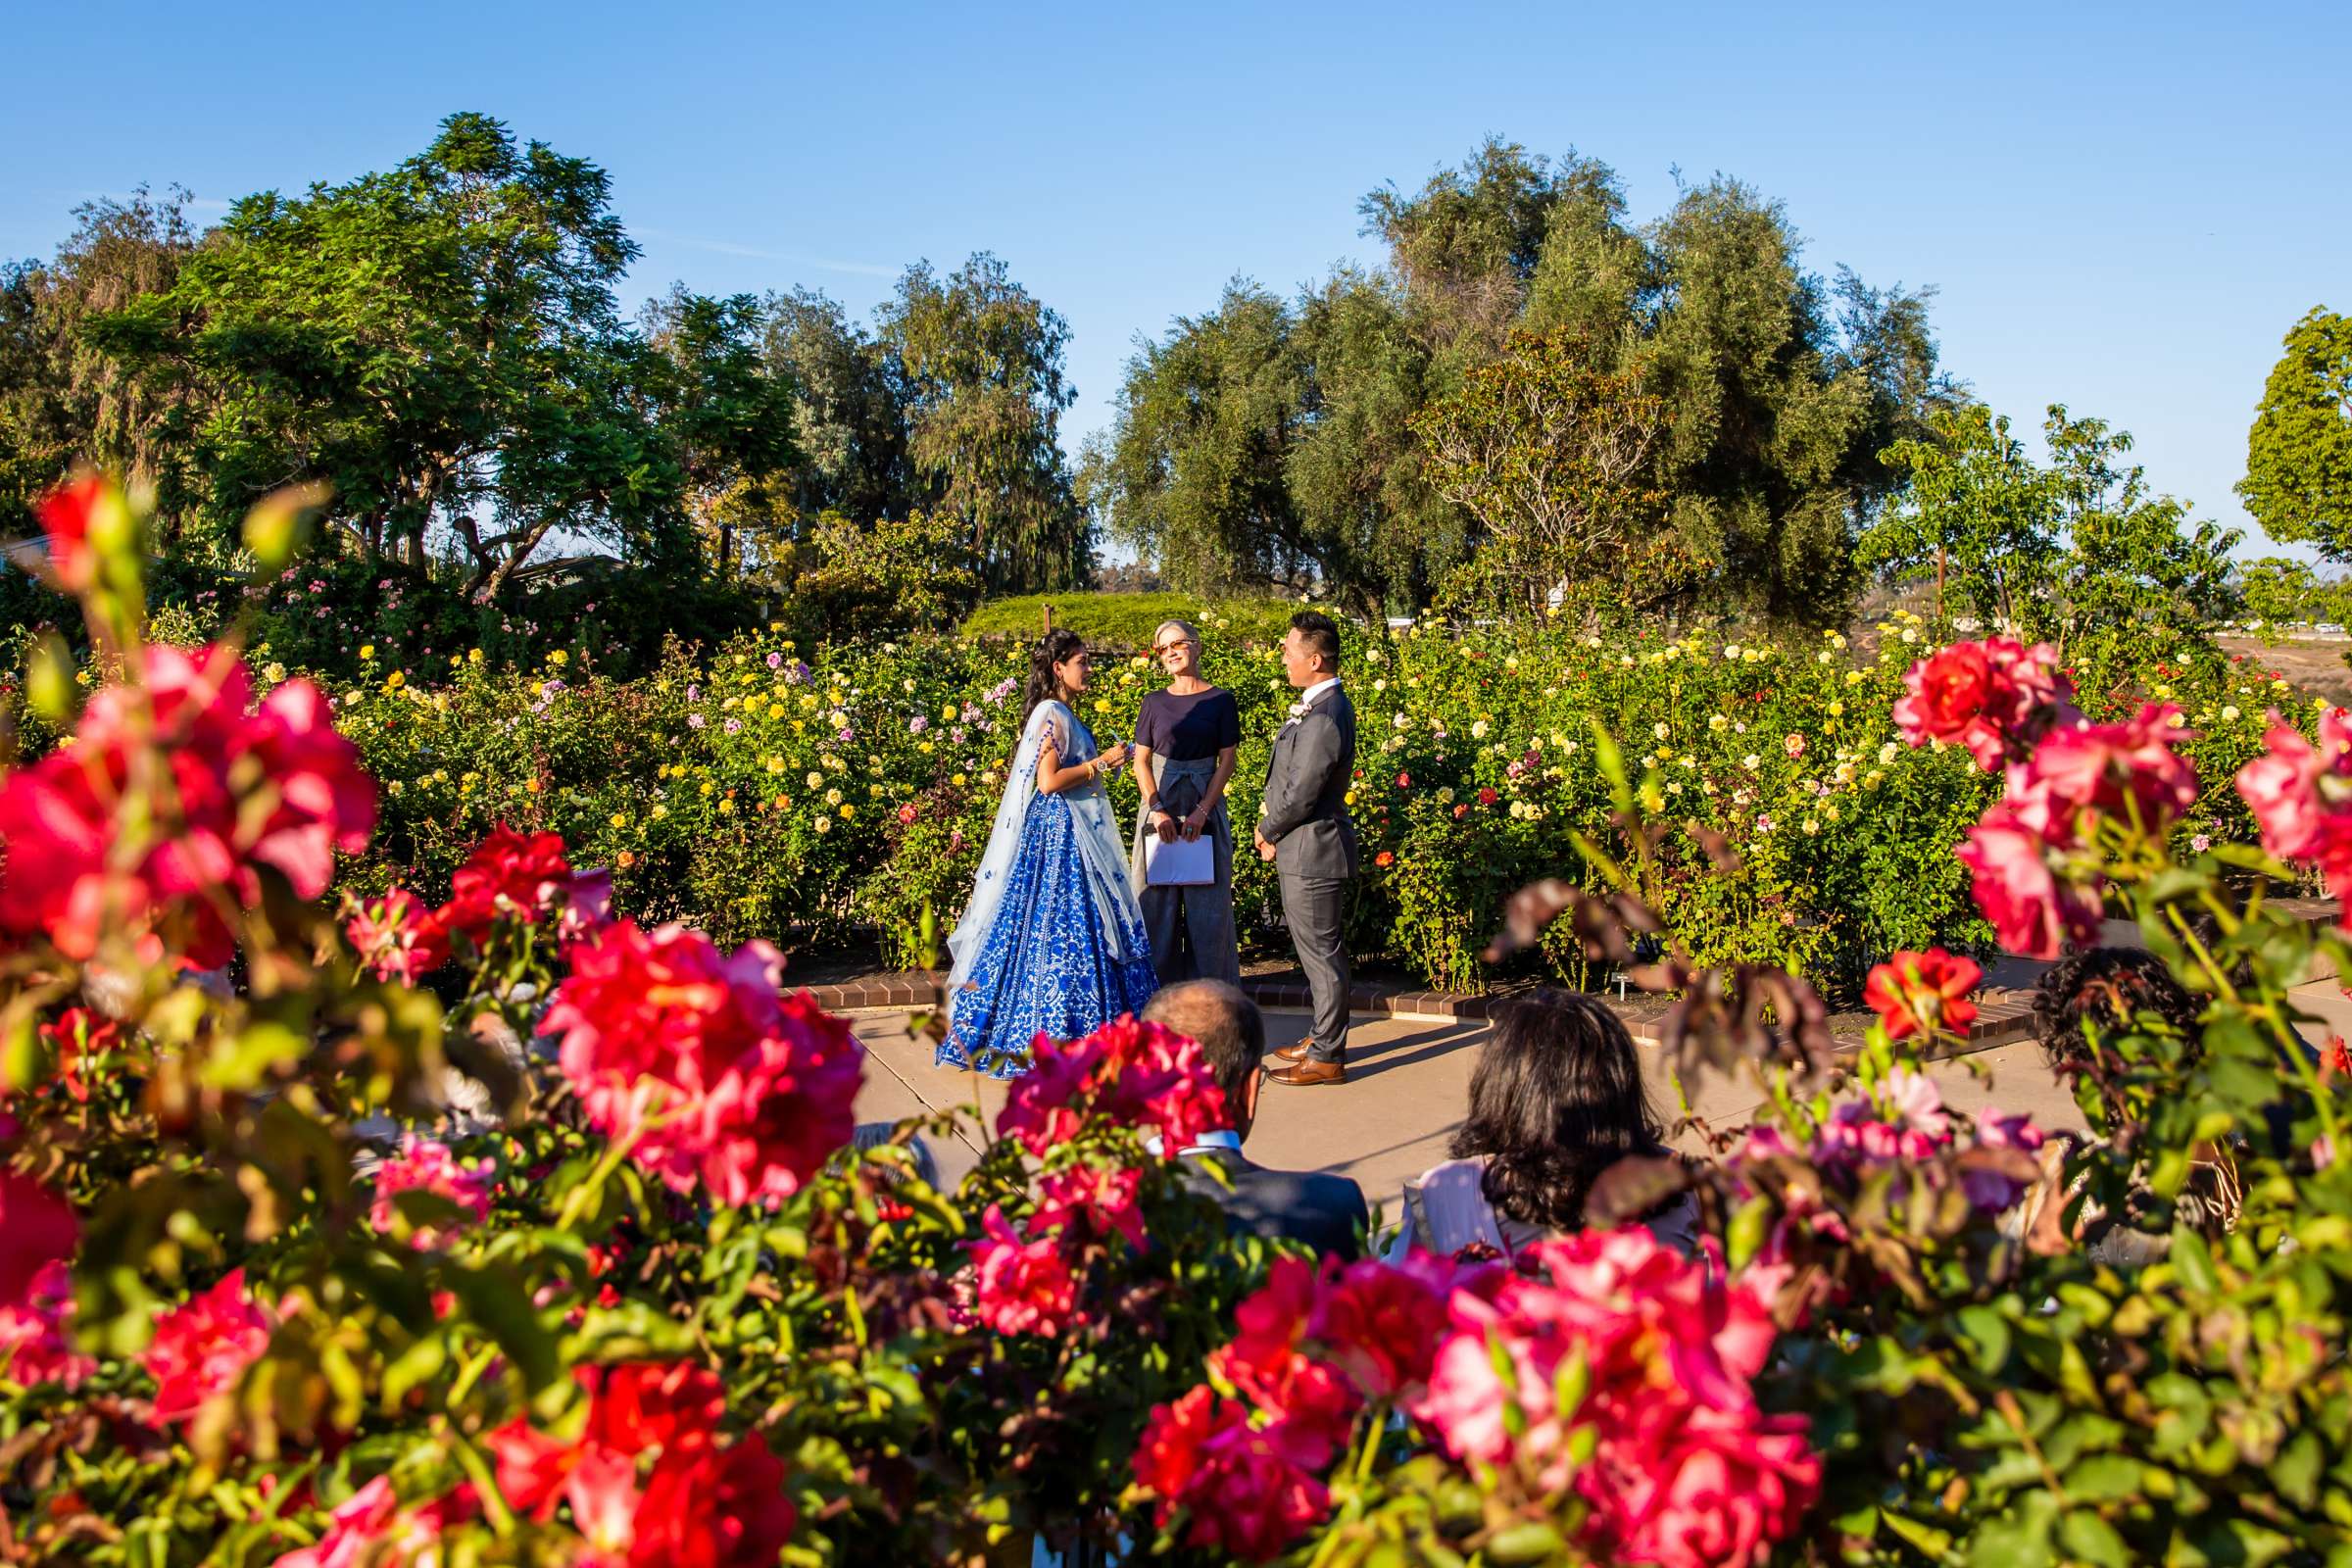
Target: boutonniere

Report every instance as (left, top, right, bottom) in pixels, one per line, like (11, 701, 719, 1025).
(1286, 700, 1311, 720)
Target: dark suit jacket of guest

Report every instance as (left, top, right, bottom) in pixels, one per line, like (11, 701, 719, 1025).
(1177, 1148, 1369, 1260)
(1258, 684, 1358, 879)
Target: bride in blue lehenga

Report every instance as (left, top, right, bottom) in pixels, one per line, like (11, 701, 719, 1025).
(939, 629, 1160, 1077)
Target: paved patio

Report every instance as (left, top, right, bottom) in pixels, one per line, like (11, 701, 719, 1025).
(848, 1005, 2121, 1228)
(842, 900, 2349, 1225)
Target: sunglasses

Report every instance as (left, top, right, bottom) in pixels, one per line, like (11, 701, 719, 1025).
(1153, 640, 1197, 656)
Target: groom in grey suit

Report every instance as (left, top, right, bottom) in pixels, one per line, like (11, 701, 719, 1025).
(1253, 611, 1357, 1087)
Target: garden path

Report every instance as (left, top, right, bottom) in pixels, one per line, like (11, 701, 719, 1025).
(845, 1009, 2097, 1227)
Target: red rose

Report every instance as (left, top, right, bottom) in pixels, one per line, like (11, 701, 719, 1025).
(1374, 851, 1394, 868)
(1891, 638, 2074, 770)
(1396, 772, 1411, 788)
(1032, 1162, 1147, 1251)
(345, 886, 448, 984)
(1133, 1384, 1232, 1506)
(543, 921, 863, 1206)
(0, 1173, 77, 1310)
(1862, 948, 1983, 1042)
(143, 1269, 273, 1428)
(1477, 787, 1499, 807)
(438, 825, 573, 941)
(2024, 704, 2199, 833)
(1308, 1258, 1448, 1400)
(630, 1432, 796, 1568)
(0, 644, 374, 967)
(999, 1014, 1228, 1158)
(35, 474, 107, 591)
(38, 1006, 118, 1102)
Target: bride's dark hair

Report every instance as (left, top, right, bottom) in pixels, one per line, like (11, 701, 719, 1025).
(1022, 629, 1088, 724)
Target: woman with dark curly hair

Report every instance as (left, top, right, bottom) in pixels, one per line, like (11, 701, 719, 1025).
(1387, 988, 1693, 1259)
(2018, 946, 2237, 1264)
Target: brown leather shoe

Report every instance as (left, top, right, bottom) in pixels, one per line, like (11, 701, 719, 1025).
(1266, 1058, 1346, 1087)
(1271, 1043, 1311, 1063)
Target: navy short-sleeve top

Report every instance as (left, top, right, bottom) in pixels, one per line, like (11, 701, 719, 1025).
(1135, 687, 1242, 761)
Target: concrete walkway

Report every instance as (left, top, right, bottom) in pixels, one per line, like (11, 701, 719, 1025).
(848, 1006, 2102, 1226)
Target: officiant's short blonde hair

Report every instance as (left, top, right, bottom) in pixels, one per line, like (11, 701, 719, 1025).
(1153, 618, 1201, 652)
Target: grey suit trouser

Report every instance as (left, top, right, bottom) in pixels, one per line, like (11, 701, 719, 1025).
(1280, 868, 1350, 1063)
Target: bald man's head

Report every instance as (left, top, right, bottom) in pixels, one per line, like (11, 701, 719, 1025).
(1142, 979, 1265, 1138)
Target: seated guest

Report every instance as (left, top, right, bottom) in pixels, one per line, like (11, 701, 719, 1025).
(1388, 987, 1693, 1260)
(2020, 946, 2238, 1264)
(851, 1122, 943, 1190)
(1141, 980, 1369, 1259)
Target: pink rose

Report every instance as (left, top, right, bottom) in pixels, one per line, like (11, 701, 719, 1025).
(369, 1136, 497, 1250)
(968, 1204, 1080, 1336)
(1956, 801, 2102, 959)
(2026, 704, 2198, 833)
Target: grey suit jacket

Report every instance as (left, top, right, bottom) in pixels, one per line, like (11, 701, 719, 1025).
(1259, 684, 1357, 879)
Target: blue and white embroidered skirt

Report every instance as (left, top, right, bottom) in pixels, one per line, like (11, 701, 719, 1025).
(937, 794, 1159, 1078)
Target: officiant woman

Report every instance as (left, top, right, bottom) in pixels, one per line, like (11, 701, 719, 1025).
(1129, 619, 1242, 984)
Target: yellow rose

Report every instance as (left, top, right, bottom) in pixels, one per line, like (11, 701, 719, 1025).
(718, 798, 735, 814)
(548, 649, 567, 665)
(610, 812, 627, 828)
(386, 670, 405, 689)
(767, 757, 786, 773)
(359, 645, 375, 661)
(468, 648, 483, 663)
(837, 803, 855, 819)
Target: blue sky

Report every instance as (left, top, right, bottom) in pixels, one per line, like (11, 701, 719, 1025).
(5, 1, 2345, 557)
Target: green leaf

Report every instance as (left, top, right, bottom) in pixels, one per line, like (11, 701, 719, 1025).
(2059, 1510, 2133, 1568)
(202, 1021, 308, 1090)
(2275, 1429, 2323, 1508)
(2171, 1228, 2221, 1294)
(1956, 1304, 2011, 1376)
(1484, 1523, 1567, 1564)
(2064, 1454, 2143, 1502)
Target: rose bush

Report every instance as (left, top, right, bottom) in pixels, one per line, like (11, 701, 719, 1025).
(11, 475, 2352, 1566)
(13, 583, 2307, 1004)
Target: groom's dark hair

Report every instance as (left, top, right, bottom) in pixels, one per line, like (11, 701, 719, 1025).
(1289, 611, 1341, 671)
(1143, 981, 1265, 1132)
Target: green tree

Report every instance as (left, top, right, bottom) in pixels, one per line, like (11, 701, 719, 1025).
(2240, 306, 2352, 558)
(1863, 402, 2240, 648)
(89, 114, 679, 592)
(1080, 280, 1308, 597)
(786, 509, 982, 643)
(2234, 556, 2352, 629)
(760, 288, 918, 532)
(1411, 327, 1686, 615)
(1093, 140, 1948, 622)
(878, 254, 1088, 593)
(0, 188, 203, 532)
(638, 286, 801, 576)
